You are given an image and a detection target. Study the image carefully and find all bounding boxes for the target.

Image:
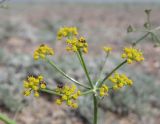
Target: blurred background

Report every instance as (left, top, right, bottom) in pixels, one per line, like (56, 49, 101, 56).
(0, 0, 160, 124)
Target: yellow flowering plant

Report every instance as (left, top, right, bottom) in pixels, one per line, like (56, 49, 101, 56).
(21, 10, 160, 124)
(22, 26, 145, 124)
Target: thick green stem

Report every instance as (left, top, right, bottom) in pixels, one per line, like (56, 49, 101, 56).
(0, 113, 16, 124)
(46, 58, 90, 89)
(100, 60, 127, 86)
(93, 95, 98, 124)
(78, 50, 94, 88)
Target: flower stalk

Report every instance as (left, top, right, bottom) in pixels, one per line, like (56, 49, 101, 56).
(132, 32, 150, 46)
(96, 52, 109, 83)
(40, 88, 62, 96)
(78, 50, 94, 88)
(81, 89, 94, 96)
(99, 60, 127, 87)
(0, 113, 16, 124)
(46, 58, 90, 89)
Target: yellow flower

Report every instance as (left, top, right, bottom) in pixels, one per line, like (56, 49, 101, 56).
(38, 75, 43, 81)
(99, 84, 109, 97)
(23, 81, 29, 88)
(65, 36, 88, 53)
(34, 91, 40, 97)
(57, 26, 78, 40)
(23, 89, 31, 96)
(72, 94, 78, 100)
(56, 99, 62, 105)
(22, 75, 46, 97)
(109, 72, 133, 90)
(55, 84, 81, 109)
(57, 27, 88, 53)
(40, 82, 46, 89)
(33, 44, 54, 60)
(62, 95, 68, 101)
(122, 47, 144, 64)
(71, 103, 78, 109)
(103, 46, 112, 53)
(67, 100, 72, 106)
(77, 37, 88, 53)
(83, 47, 88, 53)
(113, 85, 119, 90)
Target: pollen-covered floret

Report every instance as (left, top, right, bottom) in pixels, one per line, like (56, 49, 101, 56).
(55, 84, 81, 109)
(23, 75, 46, 97)
(109, 72, 133, 90)
(57, 26, 88, 53)
(57, 26, 78, 40)
(33, 44, 54, 60)
(99, 84, 109, 97)
(103, 46, 112, 53)
(121, 47, 144, 64)
(66, 36, 88, 53)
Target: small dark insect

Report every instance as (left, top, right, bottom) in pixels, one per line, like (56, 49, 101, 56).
(40, 44, 45, 47)
(79, 39, 86, 43)
(41, 81, 46, 85)
(57, 82, 64, 88)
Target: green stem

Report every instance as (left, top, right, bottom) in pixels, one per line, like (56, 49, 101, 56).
(96, 52, 109, 83)
(76, 52, 83, 67)
(40, 88, 62, 96)
(93, 95, 98, 124)
(151, 32, 160, 43)
(100, 60, 127, 86)
(132, 32, 150, 46)
(152, 26, 160, 31)
(78, 50, 94, 88)
(81, 89, 94, 96)
(46, 58, 90, 89)
(0, 113, 16, 124)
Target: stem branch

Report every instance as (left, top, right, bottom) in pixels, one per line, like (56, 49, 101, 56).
(0, 113, 16, 124)
(78, 50, 94, 88)
(100, 60, 127, 86)
(132, 32, 150, 46)
(81, 89, 94, 96)
(46, 58, 90, 89)
(40, 88, 62, 96)
(96, 53, 109, 85)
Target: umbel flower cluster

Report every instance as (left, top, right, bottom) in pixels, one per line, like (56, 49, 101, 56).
(57, 26, 78, 40)
(109, 73, 133, 90)
(23, 75, 46, 97)
(103, 46, 112, 53)
(99, 84, 109, 97)
(55, 84, 81, 108)
(22, 26, 144, 111)
(122, 47, 144, 64)
(33, 44, 54, 60)
(57, 27, 88, 53)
